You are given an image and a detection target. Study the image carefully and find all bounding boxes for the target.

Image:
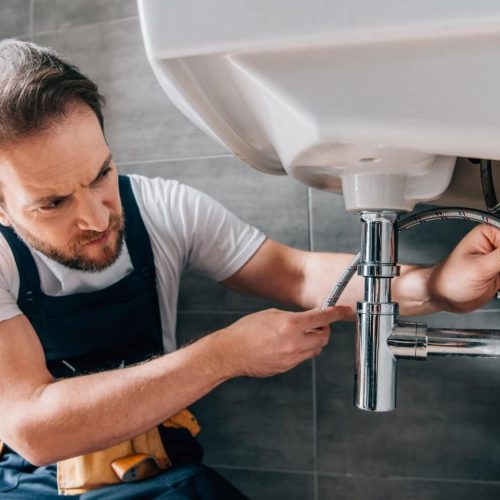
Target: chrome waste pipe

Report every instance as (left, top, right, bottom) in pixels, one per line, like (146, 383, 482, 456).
(355, 211, 400, 412)
(388, 323, 500, 358)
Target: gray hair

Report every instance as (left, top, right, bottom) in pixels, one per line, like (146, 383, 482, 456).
(0, 39, 105, 143)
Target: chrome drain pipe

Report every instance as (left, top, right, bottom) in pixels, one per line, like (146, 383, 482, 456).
(388, 323, 500, 359)
(355, 211, 401, 412)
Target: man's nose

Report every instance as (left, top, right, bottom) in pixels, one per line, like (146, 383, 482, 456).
(75, 192, 110, 233)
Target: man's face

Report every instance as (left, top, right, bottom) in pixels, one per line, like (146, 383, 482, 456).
(0, 104, 124, 272)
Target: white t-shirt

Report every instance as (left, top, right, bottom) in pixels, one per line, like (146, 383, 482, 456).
(0, 174, 266, 353)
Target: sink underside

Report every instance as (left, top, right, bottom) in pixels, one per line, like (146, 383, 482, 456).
(139, 0, 500, 211)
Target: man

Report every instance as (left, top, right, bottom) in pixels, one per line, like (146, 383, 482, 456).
(0, 39, 498, 498)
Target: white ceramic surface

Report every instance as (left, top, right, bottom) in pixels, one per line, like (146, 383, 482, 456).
(138, 0, 500, 211)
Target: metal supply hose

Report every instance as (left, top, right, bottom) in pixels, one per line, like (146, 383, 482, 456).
(321, 207, 500, 309)
(480, 159, 500, 213)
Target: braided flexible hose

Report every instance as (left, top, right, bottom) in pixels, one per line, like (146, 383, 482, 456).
(321, 207, 500, 309)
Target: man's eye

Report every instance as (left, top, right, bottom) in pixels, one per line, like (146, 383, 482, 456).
(39, 199, 64, 211)
(98, 167, 112, 180)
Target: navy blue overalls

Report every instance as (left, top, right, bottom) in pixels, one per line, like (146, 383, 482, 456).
(0, 176, 246, 499)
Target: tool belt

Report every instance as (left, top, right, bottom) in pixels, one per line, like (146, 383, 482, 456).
(58, 409, 201, 496)
(1, 409, 201, 496)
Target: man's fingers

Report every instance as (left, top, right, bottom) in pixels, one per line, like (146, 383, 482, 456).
(291, 306, 350, 330)
(472, 247, 500, 280)
(305, 326, 329, 334)
(300, 327, 331, 351)
(281, 308, 348, 366)
(458, 224, 500, 256)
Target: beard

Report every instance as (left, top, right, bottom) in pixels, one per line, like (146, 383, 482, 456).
(11, 212, 125, 272)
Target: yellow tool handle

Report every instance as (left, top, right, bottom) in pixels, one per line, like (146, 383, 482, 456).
(111, 453, 161, 482)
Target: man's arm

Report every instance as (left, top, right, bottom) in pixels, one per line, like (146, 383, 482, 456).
(222, 239, 436, 318)
(301, 251, 438, 317)
(0, 314, 228, 465)
(0, 306, 347, 466)
(223, 226, 500, 317)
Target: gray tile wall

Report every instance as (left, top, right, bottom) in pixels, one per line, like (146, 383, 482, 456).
(2, 1, 500, 498)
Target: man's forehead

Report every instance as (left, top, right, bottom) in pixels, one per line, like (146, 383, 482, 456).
(0, 148, 109, 195)
(0, 105, 109, 199)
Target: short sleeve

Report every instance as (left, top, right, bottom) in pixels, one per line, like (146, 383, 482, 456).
(0, 233, 23, 322)
(171, 182, 266, 281)
(129, 175, 266, 282)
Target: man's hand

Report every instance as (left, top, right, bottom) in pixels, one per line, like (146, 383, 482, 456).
(216, 306, 350, 378)
(428, 224, 500, 313)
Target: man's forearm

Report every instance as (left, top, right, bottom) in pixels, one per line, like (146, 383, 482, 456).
(391, 264, 442, 316)
(15, 332, 230, 465)
(301, 252, 441, 318)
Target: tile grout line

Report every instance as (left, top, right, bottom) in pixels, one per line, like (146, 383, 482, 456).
(308, 187, 319, 500)
(29, 0, 34, 38)
(32, 15, 139, 38)
(212, 463, 500, 487)
(212, 463, 315, 476)
(118, 153, 234, 166)
(308, 187, 314, 256)
(312, 357, 319, 499)
(317, 470, 500, 486)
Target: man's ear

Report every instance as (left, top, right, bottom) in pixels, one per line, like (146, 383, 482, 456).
(0, 205, 12, 227)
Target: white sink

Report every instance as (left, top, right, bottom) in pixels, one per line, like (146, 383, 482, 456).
(138, 0, 500, 211)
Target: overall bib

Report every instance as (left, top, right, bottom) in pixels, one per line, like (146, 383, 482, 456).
(0, 176, 246, 499)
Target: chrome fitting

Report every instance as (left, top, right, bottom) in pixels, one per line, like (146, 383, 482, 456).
(388, 321, 428, 360)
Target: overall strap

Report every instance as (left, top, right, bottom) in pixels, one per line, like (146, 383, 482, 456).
(118, 175, 156, 272)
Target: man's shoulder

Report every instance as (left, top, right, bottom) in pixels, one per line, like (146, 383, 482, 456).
(125, 174, 213, 211)
(123, 174, 194, 234)
(125, 174, 180, 209)
(125, 173, 179, 192)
